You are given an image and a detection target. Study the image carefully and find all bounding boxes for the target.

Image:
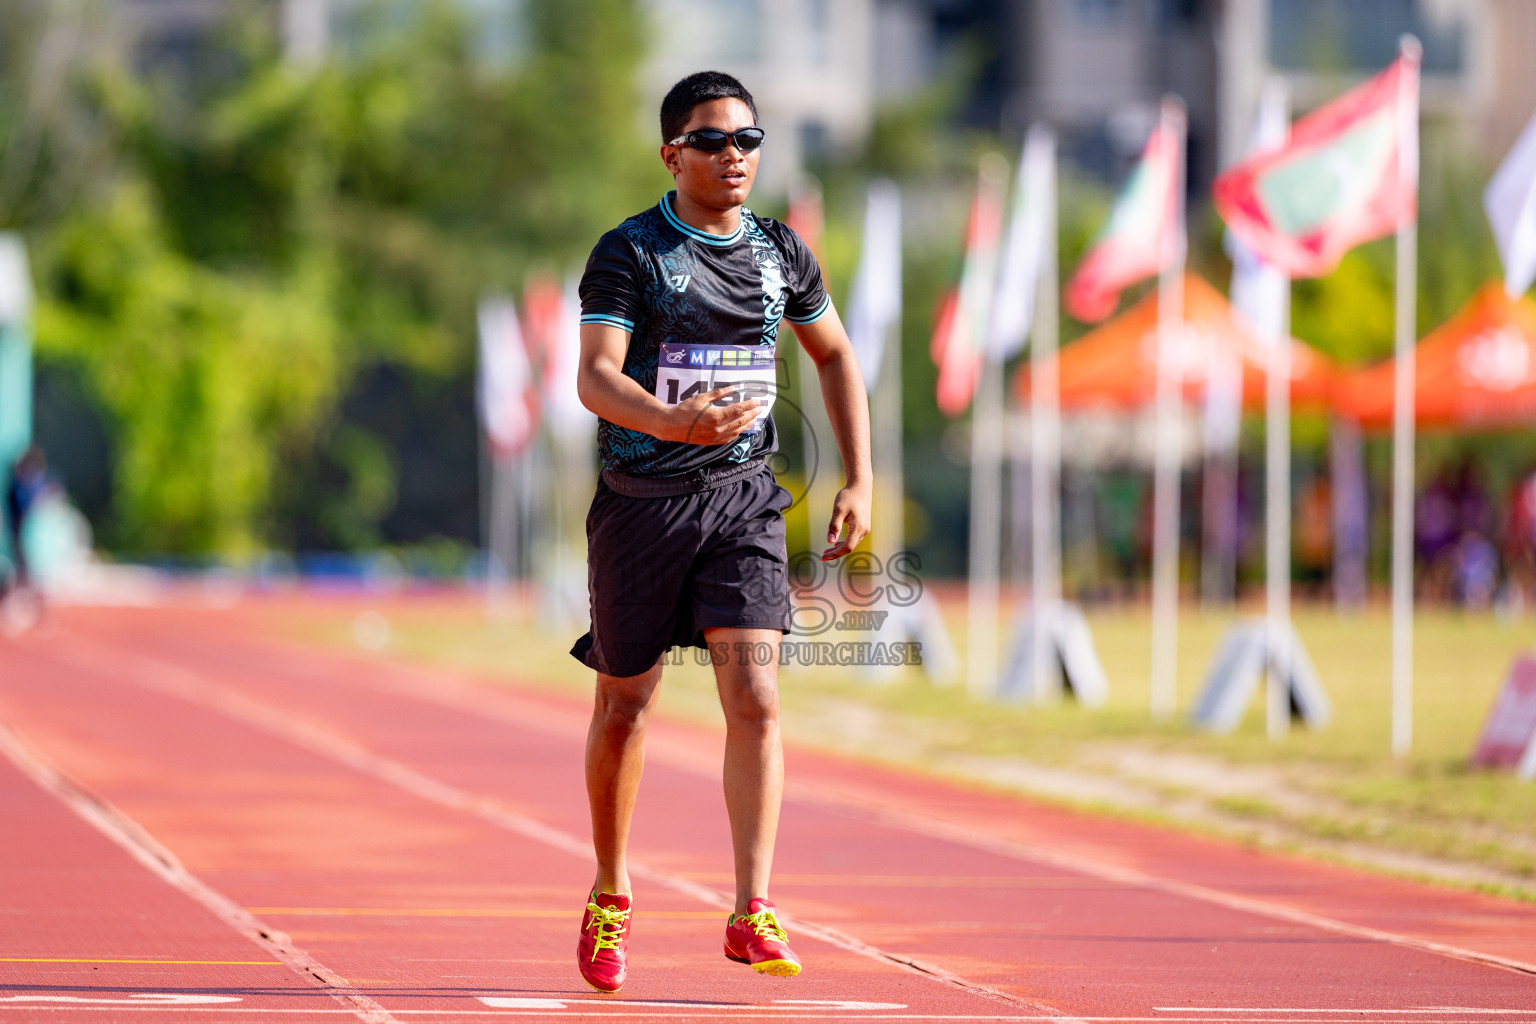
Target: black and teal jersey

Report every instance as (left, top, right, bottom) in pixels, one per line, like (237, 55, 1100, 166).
(578, 191, 832, 479)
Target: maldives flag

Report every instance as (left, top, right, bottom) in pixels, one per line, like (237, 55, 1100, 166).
(931, 159, 1005, 416)
(1213, 53, 1419, 279)
(1064, 110, 1183, 323)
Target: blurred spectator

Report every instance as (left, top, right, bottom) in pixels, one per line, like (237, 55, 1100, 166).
(1455, 531, 1500, 610)
(1098, 471, 1145, 599)
(1415, 471, 1460, 601)
(5, 446, 58, 590)
(1502, 466, 1536, 609)
(1451, 461, 1495, 609)
(1453, 459, 1493, 539)
(1414, 460, 1492, 603)
(1414, 460, 1499, 608)
(1294, 474, 1333, 597)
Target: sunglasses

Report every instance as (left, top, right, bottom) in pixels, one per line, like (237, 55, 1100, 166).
(667, 127, 766, 153)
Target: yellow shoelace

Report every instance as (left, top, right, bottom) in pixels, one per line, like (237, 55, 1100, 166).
(735, 907, 788, 942)
(585, 902, 630, 958)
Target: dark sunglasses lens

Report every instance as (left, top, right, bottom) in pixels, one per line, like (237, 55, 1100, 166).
(688, 131, 729, 152)
(733, 129, 765, 151)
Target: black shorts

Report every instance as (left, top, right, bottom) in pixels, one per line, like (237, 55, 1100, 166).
(570, 461, 795, 678)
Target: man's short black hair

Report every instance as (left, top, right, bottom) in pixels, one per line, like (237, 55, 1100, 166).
(660, 71, 758, 143)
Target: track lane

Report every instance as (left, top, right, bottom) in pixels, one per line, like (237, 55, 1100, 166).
(21, 602, 1536, 1021)
(0, 623, 1036, 1022)
(71, 601, 1536, 974)
(0, 714, 392, 1023)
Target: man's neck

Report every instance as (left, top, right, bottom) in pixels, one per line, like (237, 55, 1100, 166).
(669, 189, 742, 237)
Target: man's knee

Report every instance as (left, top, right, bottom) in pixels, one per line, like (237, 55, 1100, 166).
(594, 678, 658, 732)
(722, 687, 779, 734)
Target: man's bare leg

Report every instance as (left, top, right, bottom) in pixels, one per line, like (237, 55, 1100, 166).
(586, 662, 664, 896)
(704, 626, 784, 915)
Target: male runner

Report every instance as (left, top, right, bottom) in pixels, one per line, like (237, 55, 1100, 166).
(571, 71, 872, 992)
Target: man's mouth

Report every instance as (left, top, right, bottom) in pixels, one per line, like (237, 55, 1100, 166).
(721, 171, 747, 185)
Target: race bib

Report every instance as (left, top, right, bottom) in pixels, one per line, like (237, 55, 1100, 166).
(655, 343, 780, 435)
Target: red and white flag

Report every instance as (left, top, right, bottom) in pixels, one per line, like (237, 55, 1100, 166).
(931, 159, 1006, 416)
(1064, 114, 1183, 323)
(1213, 52, 1419, 279)
(522, 272, 595, 444)
(477, 295, 537, 460)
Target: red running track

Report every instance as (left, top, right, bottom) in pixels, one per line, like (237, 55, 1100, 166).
(0, 597, 1533, 1024)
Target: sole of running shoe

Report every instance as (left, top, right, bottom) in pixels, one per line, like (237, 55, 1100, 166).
(725, 953, 801, 977)
(581, 976, 624, 993)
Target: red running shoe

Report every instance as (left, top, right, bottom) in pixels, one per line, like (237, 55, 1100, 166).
(723, 897, 802, 977)
(577, 891, 631, 992)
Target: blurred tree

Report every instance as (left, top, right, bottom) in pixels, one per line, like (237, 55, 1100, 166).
(6, 0, 657, 556)
(36, 182, 340, 554)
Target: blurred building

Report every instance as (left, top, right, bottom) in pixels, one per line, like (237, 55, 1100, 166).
(637, 0, 880, 195)
(1005, 0, 1220, 188)
(113, 0, 237, 74)
(994, 0, 1536, 189)
(1229, 0, 1534, 163)
(105, 0, 1536, 184)
(109, 0, 922, 195)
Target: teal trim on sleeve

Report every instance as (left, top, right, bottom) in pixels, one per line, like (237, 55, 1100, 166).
(785, 296, 832, 325)
(580, 314, 635, 330)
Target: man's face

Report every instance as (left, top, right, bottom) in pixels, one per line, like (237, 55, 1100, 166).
(662, 97, 759, 209)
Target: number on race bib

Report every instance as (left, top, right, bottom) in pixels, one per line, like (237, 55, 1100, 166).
(664, 378, 712, 405)
(655, 344, 779, 434)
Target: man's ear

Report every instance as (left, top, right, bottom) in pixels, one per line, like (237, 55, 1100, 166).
(660, 145, 683, 176)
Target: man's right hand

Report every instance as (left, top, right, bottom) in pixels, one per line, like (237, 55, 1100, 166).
(660, 386, 761, 445)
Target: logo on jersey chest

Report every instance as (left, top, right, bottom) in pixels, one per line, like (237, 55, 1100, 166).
(669, 274, 692, 292)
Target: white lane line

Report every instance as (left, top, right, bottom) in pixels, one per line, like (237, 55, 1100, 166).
(44, 635, 1076, 1022)
(0, 995, 240, 1005)
(214, 638, 1536, 982)
(2, 1008, 1532, 1022)
(1156, 1011, 1536, 1016)
(479, 998, 906, 1010)
(0, 721, 402, 1024)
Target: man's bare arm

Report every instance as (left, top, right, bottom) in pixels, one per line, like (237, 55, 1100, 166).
(576, 323, 760, 445)
(791, 308, 873, 561)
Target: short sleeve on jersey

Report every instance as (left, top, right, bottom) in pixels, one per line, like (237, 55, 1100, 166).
(781, 229, 833, 326)
(579, 229, 640, 333)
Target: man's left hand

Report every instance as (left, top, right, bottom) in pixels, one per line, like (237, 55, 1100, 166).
(821, 483, 872, 562)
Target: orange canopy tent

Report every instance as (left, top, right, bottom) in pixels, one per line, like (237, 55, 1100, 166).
(1337, 284, 1536, 430)
(1014, 273, 1337, 410)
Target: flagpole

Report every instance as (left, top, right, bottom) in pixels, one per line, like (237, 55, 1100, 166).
(968, 353, 1004, 700)
(1265, 274, 1294, 740)
(1391, 36, 1422, 758)
(1030, 128, 1061, 704)
(479, 417, 493, 617)
(1263, 81, 1294, 742)
(868, 182, 910, 675)
(490, 453, 515, 619)
(965, 154, 1009, 701)
(875, 289, 905, 561)
(1150, 98, 1187, 721)
(790, 176, 839, 559)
